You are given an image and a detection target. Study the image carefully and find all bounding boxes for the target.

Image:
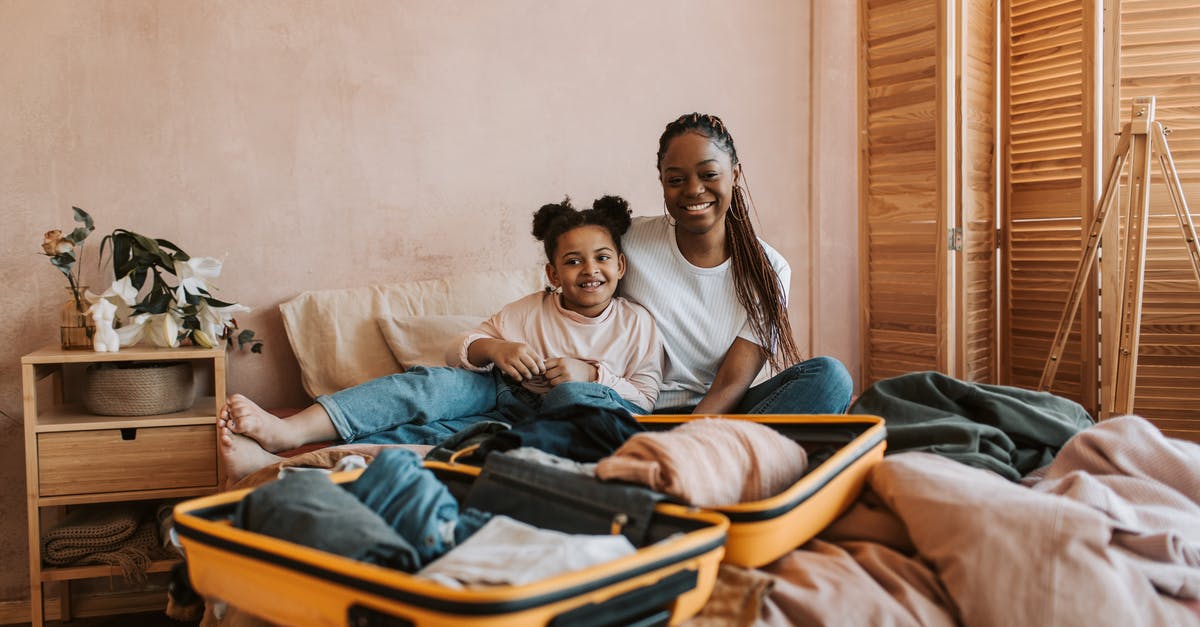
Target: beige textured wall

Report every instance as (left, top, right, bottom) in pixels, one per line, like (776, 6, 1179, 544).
(0, 1, 857, 602)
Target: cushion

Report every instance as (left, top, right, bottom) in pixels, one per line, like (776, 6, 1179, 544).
(280, 268, 545, 398)
(378, 314, 485, 370)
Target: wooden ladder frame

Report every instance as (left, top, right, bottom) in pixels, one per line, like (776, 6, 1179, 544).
(1039, 96, 1200, 418)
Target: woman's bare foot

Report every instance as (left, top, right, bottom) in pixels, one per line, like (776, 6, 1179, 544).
(220, 394, 306, 452)
(218, 422, 284, 489)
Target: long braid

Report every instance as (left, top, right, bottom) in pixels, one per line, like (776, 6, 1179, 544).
(657, 113, 803, 372)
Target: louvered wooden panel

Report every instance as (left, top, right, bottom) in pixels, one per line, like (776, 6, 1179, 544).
(1004, 0, 1092, 402)
(1119, 0, 1200, 441)
(960, 0, 997, 382)
(860, 0, 942, 386)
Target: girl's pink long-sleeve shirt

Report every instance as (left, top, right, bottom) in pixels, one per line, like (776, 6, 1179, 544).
(446, 291, 663, 411)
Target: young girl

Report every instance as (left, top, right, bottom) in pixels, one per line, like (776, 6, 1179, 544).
(219, 196, 662, 480)
(619, 112, 853, 415)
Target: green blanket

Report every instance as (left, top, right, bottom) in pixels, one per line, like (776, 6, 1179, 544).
(849, 371, 1095, 481)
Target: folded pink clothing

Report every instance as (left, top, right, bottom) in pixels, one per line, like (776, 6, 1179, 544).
(595, 418, 808, 507)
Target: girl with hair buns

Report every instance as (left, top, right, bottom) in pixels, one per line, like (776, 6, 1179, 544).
(619, 112, 853, 415)
(217, 196, 662, 481)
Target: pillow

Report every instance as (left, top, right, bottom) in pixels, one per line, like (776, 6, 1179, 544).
(378, 314, 485, 370)
(279, 268, 544, 398)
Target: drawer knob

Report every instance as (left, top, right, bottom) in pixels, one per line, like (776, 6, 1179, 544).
(120, 428, 137, 441)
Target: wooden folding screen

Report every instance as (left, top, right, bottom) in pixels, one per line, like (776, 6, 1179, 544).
(859, 0, 996, 387)
(1001, 0, 1099, 408)
(1116, 0, 1200, 439)
(859, 0, 945, 384)
(862, 0, 1199, 440)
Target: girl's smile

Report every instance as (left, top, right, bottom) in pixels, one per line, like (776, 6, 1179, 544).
(546, 224, 626, 317)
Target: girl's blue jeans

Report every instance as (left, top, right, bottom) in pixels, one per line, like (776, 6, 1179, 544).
(315, 366, 644, 446)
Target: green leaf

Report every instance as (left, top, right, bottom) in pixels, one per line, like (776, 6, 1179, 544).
(250, 343, 263, 354)
(155, 238, 189, 261)
(237, 329, 256, 344)
(72, 206, 95, 231)
(105, 232, 135, 278)
(50, 250, 76, 267)
(203, 295, 237, 308)
(131, 267, 148, 290)
(128, 231, 174, 268)
(137, 289, 173, 314)
(66, 227, 90, 244)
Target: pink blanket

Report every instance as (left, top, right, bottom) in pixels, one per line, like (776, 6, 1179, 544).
(754, 415, 1200, 626)
(595, 418, 808, 507)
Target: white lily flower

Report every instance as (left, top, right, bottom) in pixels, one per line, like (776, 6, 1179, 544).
(173, 257, 223, 302)
(85, 276, 140, 323)
(197, 300, 251, 340)
(145, 312, 182, 348)
(116, 313, 151, 347)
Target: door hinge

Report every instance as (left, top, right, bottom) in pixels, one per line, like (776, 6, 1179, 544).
(948, 227, 963, 252)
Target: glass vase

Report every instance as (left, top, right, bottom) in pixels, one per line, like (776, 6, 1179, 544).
(60, 286, 94, 350)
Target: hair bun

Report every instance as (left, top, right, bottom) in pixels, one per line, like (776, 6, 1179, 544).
(531, 197, 575, 242)
(590, 195, 632, 236)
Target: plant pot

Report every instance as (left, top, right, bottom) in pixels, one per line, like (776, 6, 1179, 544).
(83, 361, 196, 416)
(60, 286, 94, 350)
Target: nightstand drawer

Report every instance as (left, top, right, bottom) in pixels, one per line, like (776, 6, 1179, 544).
(38, 425, 216, 497)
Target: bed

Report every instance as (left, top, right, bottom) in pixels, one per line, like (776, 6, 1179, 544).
(193, 269, 1200, 626)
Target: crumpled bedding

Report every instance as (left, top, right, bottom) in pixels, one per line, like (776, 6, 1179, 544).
(747, 415, 1200, 627)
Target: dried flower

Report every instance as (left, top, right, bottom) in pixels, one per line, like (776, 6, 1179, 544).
(40, 208, 95, 316)
(42, 230, 75, 256)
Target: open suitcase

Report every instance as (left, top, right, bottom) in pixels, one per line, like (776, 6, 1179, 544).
(174, 460, 728, 627)
(636, 414, 886, 568)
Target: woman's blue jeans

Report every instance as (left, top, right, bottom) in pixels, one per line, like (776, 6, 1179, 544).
(315, 366, 643, 446)
(656, 355, 854, 415)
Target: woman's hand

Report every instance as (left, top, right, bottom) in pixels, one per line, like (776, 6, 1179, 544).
(470, 339, 545, 381)
(543, 357, 597, 386)
(694, 338, 766, 415)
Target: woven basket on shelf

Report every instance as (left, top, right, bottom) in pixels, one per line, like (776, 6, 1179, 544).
(83, 361, 196, 417)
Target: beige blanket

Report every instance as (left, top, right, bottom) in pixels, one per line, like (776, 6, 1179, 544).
(762, 415, 1200, 626)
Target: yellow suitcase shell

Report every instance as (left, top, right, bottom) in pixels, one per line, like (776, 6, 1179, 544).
(636, 414, 886, 568)
(174, 461, 728, 627)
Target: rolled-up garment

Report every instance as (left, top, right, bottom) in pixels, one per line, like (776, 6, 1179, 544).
(595, 418, 808, 507)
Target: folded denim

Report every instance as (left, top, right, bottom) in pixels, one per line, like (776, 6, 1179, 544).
(233, 471, 422, 571)
(342, 448, 491, 564)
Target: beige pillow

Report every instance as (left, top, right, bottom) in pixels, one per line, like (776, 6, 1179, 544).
(378, 314, 485, 370)
(279, 267, 544, 399)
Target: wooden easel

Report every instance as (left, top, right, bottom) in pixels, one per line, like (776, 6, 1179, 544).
(1039, 96, 1200, 418)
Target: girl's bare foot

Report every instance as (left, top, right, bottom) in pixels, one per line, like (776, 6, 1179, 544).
(218, 422, 284, 489)
(220, 394, 305, 452)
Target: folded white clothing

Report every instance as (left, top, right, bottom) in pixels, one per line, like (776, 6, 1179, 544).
(416, 515, 636, 589)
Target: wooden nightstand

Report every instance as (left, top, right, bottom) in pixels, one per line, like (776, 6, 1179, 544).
(21, 345, 227, 626)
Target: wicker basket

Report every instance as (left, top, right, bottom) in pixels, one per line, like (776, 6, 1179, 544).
(83, 361, 196, 417)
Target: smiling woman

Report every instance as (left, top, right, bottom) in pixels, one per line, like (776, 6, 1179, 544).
(618, 112, 854, 416)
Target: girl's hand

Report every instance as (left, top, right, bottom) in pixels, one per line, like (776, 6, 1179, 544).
(544, 357, 597, 386)
(485, 341, 545, 381)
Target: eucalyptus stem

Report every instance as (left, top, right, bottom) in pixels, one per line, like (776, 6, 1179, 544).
(65, 271, 85, 315)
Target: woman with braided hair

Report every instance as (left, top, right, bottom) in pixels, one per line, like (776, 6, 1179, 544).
(619, 112, 853, 414)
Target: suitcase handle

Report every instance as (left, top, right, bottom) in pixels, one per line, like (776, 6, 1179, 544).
(548, 568, 697, 627)
(448, 443, 481, 465)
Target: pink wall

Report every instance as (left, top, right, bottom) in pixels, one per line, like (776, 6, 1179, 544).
(0, 1, 857, 604)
